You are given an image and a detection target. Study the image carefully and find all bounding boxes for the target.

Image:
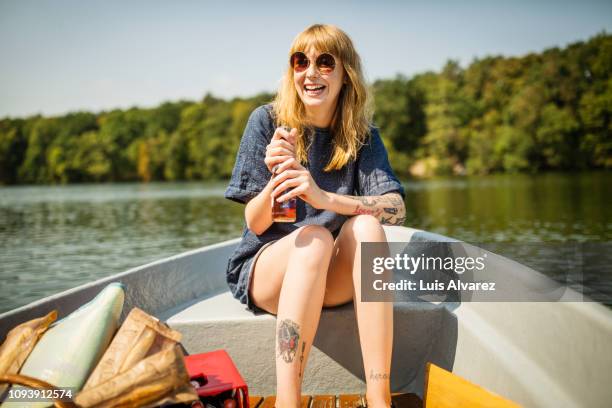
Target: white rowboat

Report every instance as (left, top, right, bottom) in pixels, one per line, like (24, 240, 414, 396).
(1, 226, 610, 408)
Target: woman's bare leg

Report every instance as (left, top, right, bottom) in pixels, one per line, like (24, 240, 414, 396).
(324, 215, 393, 408)
(249, 225, 334, 407)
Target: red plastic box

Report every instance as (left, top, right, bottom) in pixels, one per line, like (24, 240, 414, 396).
(185, 349, 249, 408)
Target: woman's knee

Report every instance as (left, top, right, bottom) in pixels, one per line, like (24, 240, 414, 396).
(344, 214, 385, 241)
(293, 225, 335, 250)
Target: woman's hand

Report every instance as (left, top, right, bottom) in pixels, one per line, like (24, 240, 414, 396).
(264, 127, 297, 173)
(271, 158, 330, 210)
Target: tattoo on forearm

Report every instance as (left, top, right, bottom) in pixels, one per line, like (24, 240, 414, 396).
(384, 194, 404, 207)
(349, 193, 406, 226)
(277, 319, 300, 363)
(355, 205, 383, 217)
(354, 196, 379, 207)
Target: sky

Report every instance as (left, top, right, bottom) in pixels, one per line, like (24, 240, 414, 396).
(1, 0, 611, 118)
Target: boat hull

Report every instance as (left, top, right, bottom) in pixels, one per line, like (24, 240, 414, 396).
(1, 227, 611, 407)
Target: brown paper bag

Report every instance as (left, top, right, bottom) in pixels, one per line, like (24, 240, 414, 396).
(0, 310, 57, 395)
(83, 307, 181, 390)
(74, 344, 198, 408)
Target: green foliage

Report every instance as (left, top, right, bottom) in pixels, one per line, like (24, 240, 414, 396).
(0, 33, 609, 184)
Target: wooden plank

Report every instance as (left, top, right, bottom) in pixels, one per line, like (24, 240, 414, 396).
(424, 363, 521, 408)
(338, 394, 363, 408)
(250, 393, 421, 408)
(311, 395, 335, 408)
(255, 395, 310, 408)
(258, 396, 276, 408)
(249, 395, 264, 408)
(392, 392, 423, 408)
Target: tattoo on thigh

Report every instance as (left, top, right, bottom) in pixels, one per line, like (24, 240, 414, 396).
(277, 319, 300, 363)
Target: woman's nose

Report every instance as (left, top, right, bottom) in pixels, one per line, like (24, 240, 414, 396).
(306, 63, 320, 78)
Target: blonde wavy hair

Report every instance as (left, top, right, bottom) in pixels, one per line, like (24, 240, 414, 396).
(272, 24, 373, 171)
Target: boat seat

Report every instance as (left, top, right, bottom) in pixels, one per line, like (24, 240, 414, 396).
(164, 290, 458, 397)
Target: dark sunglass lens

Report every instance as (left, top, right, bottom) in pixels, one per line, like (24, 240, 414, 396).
(317, 53, 335, 74)
(291, 52, 309, 72)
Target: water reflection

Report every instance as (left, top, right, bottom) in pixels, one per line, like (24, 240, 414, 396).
(406, 172, 611, 242)
(0, 182, 245, 313)
(0, 172, 610, 313)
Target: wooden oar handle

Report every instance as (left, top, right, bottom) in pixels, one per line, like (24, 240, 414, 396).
(0, 373, 77, 408)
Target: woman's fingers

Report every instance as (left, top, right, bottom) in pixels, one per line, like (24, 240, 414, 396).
(266, 127, 298, 172)
(272, 174, 305, 197)
(272, 179, 300, 199)
(272, 169, 300, 186)
(267, 139, 295, 152)
(277, 184, 306, 202)
(272, 127, 289, 141)
(275, 157, 303, 174)
(264, 155, 293, 172)
(272, 126, 298, 143)
(266, 146, 294, 157)
(265, 132, 297, 172)
(285, 128, 298, 145)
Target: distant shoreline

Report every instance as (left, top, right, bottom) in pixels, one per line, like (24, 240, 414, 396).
(1, 169, 611, 188)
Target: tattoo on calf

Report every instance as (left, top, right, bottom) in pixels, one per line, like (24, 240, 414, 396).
(277, 319, 300, 363)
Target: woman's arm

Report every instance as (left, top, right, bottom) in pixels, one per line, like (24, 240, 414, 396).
(244, 178, 275, 235)
(272, 158, 406, 226)
(322, 191, 406, 226)
(244, 127, 297, 236)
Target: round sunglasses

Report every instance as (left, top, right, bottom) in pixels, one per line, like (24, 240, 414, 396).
(290, 52, 336, 75)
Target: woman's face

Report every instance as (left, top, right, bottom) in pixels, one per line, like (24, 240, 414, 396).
(293, 47, 345, 119)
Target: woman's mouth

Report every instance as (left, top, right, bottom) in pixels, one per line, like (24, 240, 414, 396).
(304, 84, 326, 96)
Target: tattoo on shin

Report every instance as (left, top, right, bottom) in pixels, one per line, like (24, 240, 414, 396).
(298, 341, 306, 378)
(277, 319, 300, 363)
(369, 369, 390, 380)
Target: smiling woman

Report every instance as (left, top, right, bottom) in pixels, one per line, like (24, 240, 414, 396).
(291, 50, 343, 126)
(224, 24, 405, 408)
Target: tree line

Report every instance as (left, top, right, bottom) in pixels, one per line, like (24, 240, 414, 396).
(0, 32, 609, 184)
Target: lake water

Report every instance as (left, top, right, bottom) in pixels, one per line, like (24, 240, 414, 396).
(1, 172, 611, 313)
